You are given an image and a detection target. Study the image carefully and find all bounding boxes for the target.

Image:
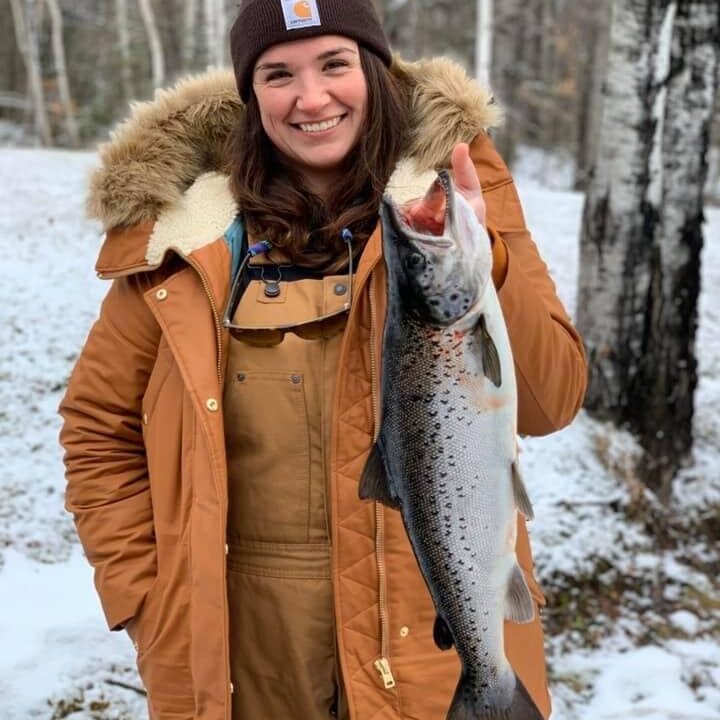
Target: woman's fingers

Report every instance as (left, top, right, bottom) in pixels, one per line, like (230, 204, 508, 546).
(451, 143, 486, 227)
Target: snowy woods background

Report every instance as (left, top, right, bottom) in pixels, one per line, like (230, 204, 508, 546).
(2, 0, 719, 198)
(1, 1, 720, 719)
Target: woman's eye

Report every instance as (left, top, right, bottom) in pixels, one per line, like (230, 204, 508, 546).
(324, 60, 348, 72)
(265, 70, 291, 83)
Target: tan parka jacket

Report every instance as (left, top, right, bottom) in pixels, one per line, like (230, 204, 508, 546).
(59, 57, 587, 720)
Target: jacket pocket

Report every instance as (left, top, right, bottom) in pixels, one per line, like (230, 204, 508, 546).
(134, 539, 194, 717)
(224, 370, 311, 544)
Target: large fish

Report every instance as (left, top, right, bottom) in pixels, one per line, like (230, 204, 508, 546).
(360, 171, 543, 720)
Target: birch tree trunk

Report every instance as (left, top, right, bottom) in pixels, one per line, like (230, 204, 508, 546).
(137, 0, 165, 89)
(577, 0, 720, 501)
(116, 0, 135, 101)
(183, 0, 198, 71)
(575, 3, 611, 189)
(45, 0, 78, 146)
(204, 0, 218, 68)
(216, 0, 227, 66)
(475, 0, 493, 88)
(372, 0, 385, 22)
(9, 0, 51, 145)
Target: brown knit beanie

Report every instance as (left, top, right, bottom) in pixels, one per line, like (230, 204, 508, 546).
(230, 0, 392, 101)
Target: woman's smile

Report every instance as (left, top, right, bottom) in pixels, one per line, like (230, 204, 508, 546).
(293, 114, 346, 134)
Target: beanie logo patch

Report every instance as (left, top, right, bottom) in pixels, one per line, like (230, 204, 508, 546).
(281, 0, 321, 30)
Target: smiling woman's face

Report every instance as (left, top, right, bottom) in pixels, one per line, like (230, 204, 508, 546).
(252, 34, 368, 195)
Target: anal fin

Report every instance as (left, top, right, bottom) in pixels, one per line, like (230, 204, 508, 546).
(433, 614, 454, 650)
(505, 564, 535, 623)
(511, 461, 534, 520)
(358, 441, 401, 510)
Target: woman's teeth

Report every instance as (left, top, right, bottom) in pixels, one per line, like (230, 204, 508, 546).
(298, 116, 342, 133)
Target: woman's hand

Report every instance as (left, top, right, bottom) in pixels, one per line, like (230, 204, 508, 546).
(451, 143, 487, 228)
(400, 142, 487, 234)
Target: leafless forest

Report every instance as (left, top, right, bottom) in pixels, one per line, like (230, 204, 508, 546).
(1, 0, 717, 196)
(2, 0, 720, 499)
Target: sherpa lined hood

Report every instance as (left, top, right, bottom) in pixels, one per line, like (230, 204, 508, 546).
(88, 56, 502, 272)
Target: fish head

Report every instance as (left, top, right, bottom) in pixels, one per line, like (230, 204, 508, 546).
(381, 171, 493, 326)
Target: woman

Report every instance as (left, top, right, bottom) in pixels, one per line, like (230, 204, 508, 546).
(59, 1, 587, 719)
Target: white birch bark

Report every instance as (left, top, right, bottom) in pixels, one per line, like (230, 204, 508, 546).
(10, 0, 51, 145)
(577, 0, 671, 403)
(576, 3, 612, 187)
(204, 0, 218, 68)
(183, 0, 198, 70)
(577, 0, 719, 498)
(475, 0, 493, 88)
(45, 0, 78, 146)
(216, 0, 227, 67)
(116, 0, 135, 101)
(137, 0, 165, 89)
(407, 0, 420, 59)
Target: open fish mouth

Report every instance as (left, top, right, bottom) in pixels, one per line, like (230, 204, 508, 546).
(382, 170, 456, 250)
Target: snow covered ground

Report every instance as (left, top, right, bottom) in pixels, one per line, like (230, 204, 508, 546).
(0, 148, 718, 719)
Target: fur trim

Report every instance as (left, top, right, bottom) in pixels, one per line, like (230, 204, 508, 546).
(88, 56, 501, 233)
(391, 56, 503, 173)
(88, 70, 243, 230)
(386, 160, 439, 206)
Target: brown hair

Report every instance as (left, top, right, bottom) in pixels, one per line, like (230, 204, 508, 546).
(227, 48, 408, 270)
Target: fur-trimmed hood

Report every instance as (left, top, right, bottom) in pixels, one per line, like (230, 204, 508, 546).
(89, 55, 502, 232)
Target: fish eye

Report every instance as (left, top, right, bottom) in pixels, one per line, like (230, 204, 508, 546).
(406, 252, 425, 270)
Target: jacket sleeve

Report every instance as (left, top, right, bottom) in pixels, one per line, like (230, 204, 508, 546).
(58, 273, 161, 631)
(470, 132, 588, 436)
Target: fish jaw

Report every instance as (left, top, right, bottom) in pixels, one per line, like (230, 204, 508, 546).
(380, 173, 493, 328)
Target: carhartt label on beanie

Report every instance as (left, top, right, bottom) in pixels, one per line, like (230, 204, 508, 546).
(230, 0, 392, 101)
(281, 0, 321, 30)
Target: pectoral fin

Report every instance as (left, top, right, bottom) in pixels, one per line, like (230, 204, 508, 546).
(505, 564, 535, 623)
(433, 614, 454, 650)
(479, 315, 501, 387)
(359, 441, 401, 510)
(512, 461, 534, 520)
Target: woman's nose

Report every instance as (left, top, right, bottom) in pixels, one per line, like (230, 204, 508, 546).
(295, 76, 329, 113)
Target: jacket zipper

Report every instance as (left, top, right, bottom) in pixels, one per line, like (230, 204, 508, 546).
(369, 272, 396, 691)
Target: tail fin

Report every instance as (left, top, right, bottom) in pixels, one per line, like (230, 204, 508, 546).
(447, 673, 544, 720)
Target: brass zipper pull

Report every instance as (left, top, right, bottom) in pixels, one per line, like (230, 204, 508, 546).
(374, 657, 396, 689)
